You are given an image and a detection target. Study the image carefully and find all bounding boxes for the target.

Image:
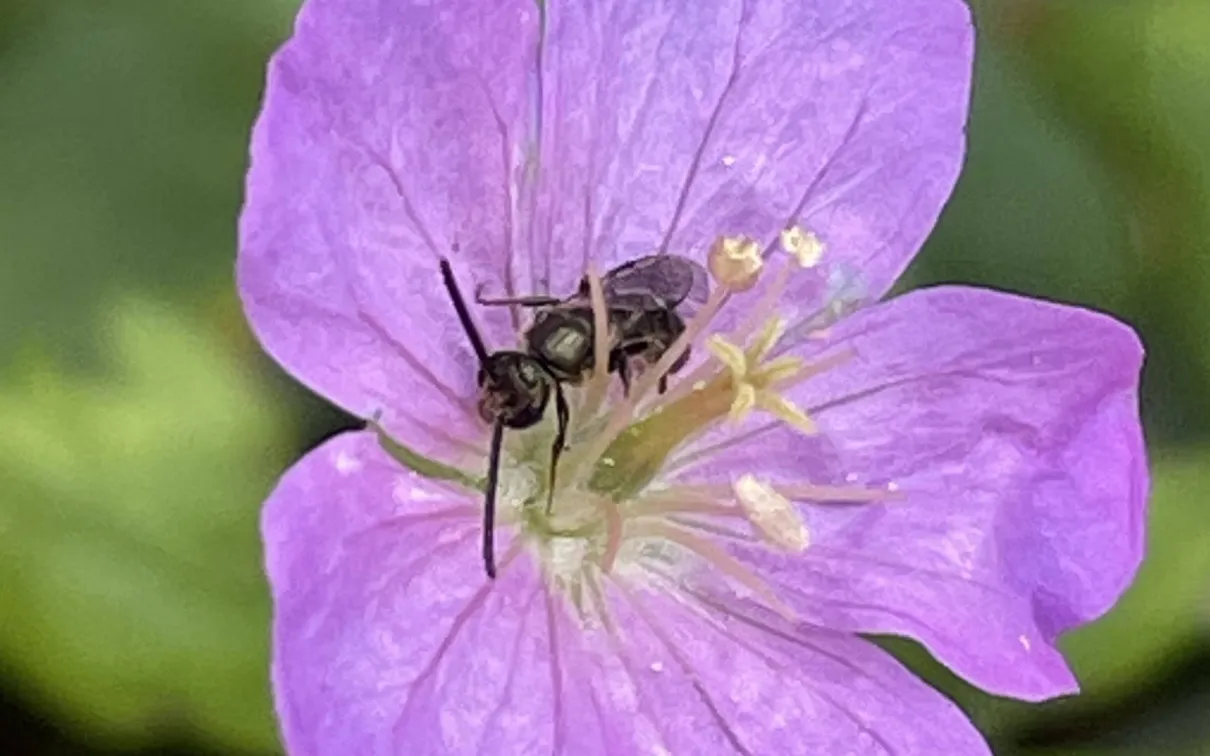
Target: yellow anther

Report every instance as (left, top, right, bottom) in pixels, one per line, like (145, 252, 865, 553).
(705, 316, 817, 436)
(780, 226, 825, 268)
(733, 474, 810, 552)
(707, 235, 763, 291)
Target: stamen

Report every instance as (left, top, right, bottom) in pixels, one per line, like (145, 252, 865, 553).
(750, 316, 787, 360)
(598, 497, 624, 574)
(644, 481, 899, 506)
(632, 490, 747, 520)
(626, 519, 796, 621)
(734, 259, 794, 344)
(582, 568, 618, 634)
(569, 283, 731, 487)
(666, 516, 759, 543)
(774, 346, 855, 392)
(631, 283, 729, 405)
(584, 343, 855, 500)
(650, 260, 795, 411)
(779, 226, 825, 268)
(578, 264, 612, 421)
(733, 475, 809, 553)
(707, 235, 763, 291)
(562, 233, 859, 508)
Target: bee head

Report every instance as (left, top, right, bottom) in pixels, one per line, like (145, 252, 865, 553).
(477, 351, 552, 428)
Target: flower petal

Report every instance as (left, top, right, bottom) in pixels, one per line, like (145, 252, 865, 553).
(572, 581, 990, 755)
(529, 0, 973, 302)
(238, 0, 541, 456)
(674, 286, 1148, 700)
(266, 431, 990, 754)
(265, 431, 565, 755)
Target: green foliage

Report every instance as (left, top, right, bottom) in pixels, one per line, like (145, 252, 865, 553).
(908, 43, 1135, 310)
(1060, 451, 1210, 694)
(0, 0, 291, 365)
(997, 0, 1210, 443)
(0, 297, 294, 753)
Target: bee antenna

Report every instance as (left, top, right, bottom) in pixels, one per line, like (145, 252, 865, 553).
(482, 421, 504, 579)
(439, 258, 490, 364)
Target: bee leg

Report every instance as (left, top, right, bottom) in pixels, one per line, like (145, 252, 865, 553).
(474, 289, 562, 308)
(613, 353, 632, 397)
(659, 341, 689, 395)
(483, 422, 505, 579)
(546, 381, 570, 515)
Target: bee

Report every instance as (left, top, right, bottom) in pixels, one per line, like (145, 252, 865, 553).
(477, 254, 709, 394)
(440, 254, 708, 579)
(438, 260, 569, 580)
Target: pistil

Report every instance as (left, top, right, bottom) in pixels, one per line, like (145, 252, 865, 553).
(565, 283, 732, 489)
(587, 369, 739, 498)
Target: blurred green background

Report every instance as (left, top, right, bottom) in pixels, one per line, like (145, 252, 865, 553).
(0, 0, 1206, 753)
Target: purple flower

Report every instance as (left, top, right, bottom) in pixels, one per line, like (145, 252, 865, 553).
(238, 1, 1148, 753)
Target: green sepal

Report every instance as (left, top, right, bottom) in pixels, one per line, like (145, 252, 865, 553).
(369, 420, 484, 492)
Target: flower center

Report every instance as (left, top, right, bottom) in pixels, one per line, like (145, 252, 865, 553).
(500, 231, 894, 602)
(377, 229, 893, 615)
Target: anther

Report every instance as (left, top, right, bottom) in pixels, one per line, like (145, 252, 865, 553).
(779, 226, 825, 268)
(707, 235, 763, 291)
(733, 474, 810, 552)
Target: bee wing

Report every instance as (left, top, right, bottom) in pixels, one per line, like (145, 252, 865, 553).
(600, 254, 709, 308)
(680, 256, 710, 305)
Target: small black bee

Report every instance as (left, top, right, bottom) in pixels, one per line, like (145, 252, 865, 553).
(441, 255, 708, 580)
(478, 254, 709, 394)
(439, 260, 569, 580)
